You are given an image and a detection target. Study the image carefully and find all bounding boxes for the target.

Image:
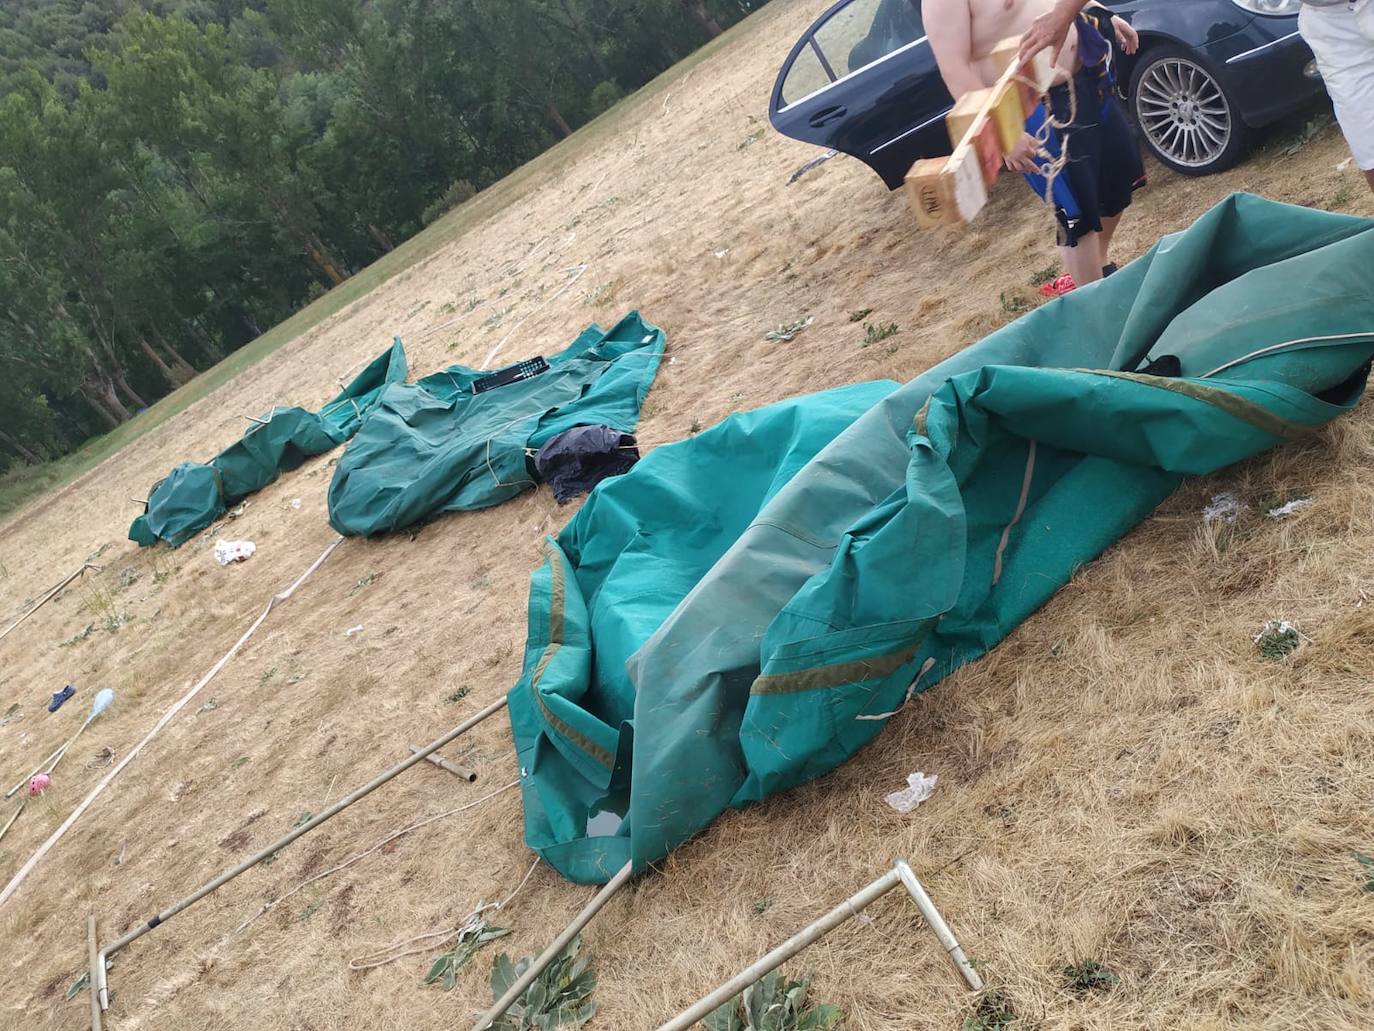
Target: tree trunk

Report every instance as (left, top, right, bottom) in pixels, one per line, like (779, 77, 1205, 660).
(367, 223, 396, 253)
(100, 378, 133, 421)
(82, 386, 122, 430)
(303, 233, 347, 286)
(139, 337, 182, 388)
(158, 335, 199, 381)
(112, 370, 149, 411)
(544, 98, 575, 138)
(0, 429, 41, 465)
(678, 0, 724, 37)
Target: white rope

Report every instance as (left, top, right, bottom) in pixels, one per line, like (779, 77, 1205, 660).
(346, 855, 541, 971)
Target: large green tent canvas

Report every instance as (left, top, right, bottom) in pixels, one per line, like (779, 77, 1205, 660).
(327, 312, 664, 537)
(509, 195, 1374, 885)
(130, 339, 407, 547)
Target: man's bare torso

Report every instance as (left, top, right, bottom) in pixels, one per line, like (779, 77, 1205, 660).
(928, 0, 1081, 92)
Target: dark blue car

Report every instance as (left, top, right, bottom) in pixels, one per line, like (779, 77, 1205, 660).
(769, 0, 1325, 187)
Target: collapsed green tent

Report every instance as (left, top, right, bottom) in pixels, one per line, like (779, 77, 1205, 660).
(327, 312, 664, 537)
(130, 339, 408, 547)
(508, 195, 1374, 885)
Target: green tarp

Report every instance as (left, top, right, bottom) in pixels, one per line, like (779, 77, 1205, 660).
(327, 312, 664, 537)
(130, 339, 407, 547)
(509, 195, 1374, 884)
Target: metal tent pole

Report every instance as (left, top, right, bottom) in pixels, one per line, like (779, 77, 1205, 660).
(473, 860, 634, 1031)
(95, 696, 510, 1014)
(656, 859, 981, 1031)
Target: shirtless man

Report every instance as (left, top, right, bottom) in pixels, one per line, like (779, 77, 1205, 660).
(923, 0, 1143, 294)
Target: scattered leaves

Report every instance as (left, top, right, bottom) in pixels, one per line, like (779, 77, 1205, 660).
(425, 921, 511, 992)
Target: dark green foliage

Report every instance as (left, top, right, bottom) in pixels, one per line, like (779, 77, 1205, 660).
(1062, 959, 1119, 993)
(704, 971, 843, 1031)
(488, 934, 597, 1030)
(0, 0, 774, 474)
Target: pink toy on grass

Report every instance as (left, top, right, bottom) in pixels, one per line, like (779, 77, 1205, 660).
(28, 773, 50, 797)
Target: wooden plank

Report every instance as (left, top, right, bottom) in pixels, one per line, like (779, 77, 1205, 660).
(906, 35, 1055, 229)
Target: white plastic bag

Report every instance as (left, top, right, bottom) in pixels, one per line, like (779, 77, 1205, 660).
(885, 771, 938, 814)
(213, 540, 257, 566)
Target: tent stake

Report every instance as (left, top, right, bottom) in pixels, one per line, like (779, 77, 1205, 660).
(473, 860, 634, 1031)
(409, 745, 477, 782)
(94, 696, 509, 1016)
(656, 859, 981, 1031)
(87, 914, 102, 1031)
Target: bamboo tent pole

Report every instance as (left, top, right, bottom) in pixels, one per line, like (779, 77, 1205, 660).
(409, 744, 477, 782)
(94, 696, 510, 1015)
(87, 914, 102, 1031)
(656, 859, 981, 1031)
(0, 563, 100, 645)
(473, 860, 634, 1031)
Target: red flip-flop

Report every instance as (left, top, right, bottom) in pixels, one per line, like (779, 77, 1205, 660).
(1039, 273, 1077, 298)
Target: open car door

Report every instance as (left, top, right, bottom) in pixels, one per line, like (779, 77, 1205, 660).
(769, 0, 953, 189)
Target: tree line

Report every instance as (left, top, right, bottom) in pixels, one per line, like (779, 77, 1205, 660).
(0, 0, 768, 470)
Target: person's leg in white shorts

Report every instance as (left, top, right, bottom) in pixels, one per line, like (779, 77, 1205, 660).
(1300, 0, 1374, 191)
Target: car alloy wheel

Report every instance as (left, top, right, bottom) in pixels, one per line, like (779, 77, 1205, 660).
(1134, 55, 1234, 171)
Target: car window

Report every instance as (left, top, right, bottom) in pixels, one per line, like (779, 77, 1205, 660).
(780, 0, 926, 108)
(780, 42, 832, 108)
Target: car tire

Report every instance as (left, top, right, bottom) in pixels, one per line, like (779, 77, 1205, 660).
(1128, 44, 1251, 176)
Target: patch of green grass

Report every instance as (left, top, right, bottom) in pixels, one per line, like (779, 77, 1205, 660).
(847, 308, 873, 323)
(1063, 959, 1119, 993)
(1029, 263, 1060, 287)
(752, 897, 772, 914)
(964, 989, 1016, 1031)
(1254, 620, 1300, 659)
(350, 572, 380, 596)
(1356, 852, 1374, 892)
(999, 292, 1033, 316)
(862, 322, 899, 347)
(738, 127, 765, 150)
(445, 687, 471, 704)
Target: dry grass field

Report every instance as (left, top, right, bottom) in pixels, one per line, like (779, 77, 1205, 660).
(2, 3, 1373, 1029)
